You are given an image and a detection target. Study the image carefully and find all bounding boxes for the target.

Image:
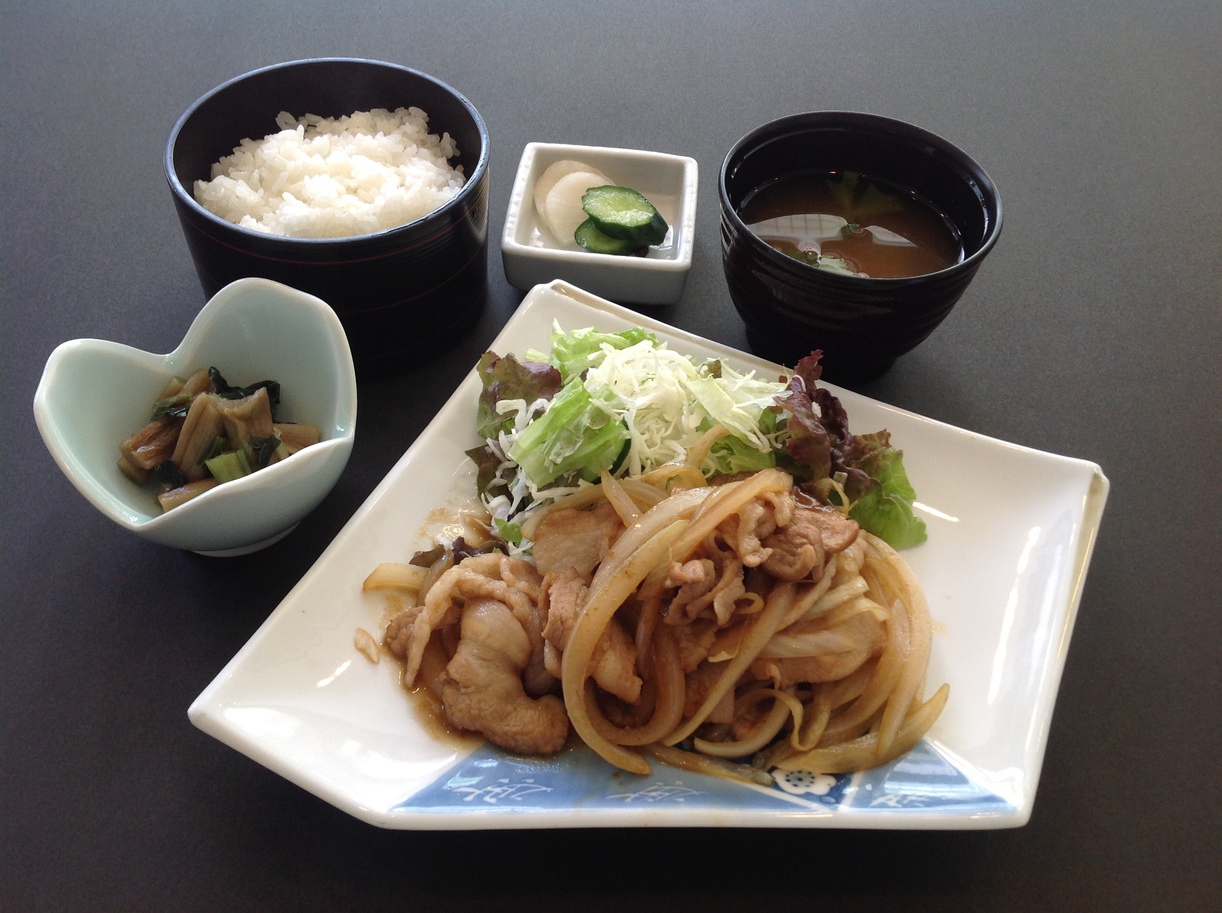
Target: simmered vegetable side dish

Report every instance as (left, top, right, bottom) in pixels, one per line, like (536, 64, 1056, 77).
(118, 367, 321, 510)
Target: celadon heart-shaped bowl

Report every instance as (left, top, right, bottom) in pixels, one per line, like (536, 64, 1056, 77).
(33, 277, 357, 556)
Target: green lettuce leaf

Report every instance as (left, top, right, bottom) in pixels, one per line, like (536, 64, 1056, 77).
(507, 376, 629, 486)
(774, 352, 926, 548)
(548, 326, 657, 381)
(475, 352, 562, 439)
(705, 410, 779, 476)
(845, 443, 927, 548)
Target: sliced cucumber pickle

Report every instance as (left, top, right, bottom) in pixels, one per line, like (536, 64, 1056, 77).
(574, 218, 644, 255)
(581, 185, 668, 247)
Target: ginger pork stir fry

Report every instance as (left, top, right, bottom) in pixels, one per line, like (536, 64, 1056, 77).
(365, 328, 944, 780)
(384, 552, 564, 755)
(369, 467, 946, 779)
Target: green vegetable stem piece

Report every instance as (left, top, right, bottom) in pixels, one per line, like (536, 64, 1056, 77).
(581, 186, 668, 247)
(205, 448, 252, 483)
(151, 391, 192, 420)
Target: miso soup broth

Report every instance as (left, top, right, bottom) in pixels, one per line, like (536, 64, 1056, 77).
(740, 171, 964, 278)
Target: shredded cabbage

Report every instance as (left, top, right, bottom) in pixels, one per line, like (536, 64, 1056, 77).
(580, 339, 785, 476)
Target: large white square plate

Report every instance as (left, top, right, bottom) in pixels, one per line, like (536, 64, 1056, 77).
(189, 280, 1109, 829)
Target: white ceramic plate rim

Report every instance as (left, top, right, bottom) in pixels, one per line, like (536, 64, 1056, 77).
(189, 280, 1108, 829)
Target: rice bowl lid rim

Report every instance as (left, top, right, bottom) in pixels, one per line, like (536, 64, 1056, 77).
(165, 56, 490, 245)
(717, 109, 1003, 284)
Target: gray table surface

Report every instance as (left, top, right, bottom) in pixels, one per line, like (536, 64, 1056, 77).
(3, 2, 1219, 911)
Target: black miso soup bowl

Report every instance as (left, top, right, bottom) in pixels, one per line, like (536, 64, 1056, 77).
(166, 58, 490, 378)
(719, 112, 1001, 381)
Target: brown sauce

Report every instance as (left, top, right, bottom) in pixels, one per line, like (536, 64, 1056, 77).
(740, 171, 964, 278)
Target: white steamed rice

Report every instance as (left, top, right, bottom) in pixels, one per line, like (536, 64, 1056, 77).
(193, 107, 466, 238)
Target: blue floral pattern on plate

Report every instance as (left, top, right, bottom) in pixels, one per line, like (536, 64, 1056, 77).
(396, 739, 1009, 819)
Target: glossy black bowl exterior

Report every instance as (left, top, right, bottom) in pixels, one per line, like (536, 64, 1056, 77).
(167, 58, 489, 378)
(720, 112, 1001, 380)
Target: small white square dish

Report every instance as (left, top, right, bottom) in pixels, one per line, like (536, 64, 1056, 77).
(501, 143, 698, 305)
(189, 280, 1109, 828)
